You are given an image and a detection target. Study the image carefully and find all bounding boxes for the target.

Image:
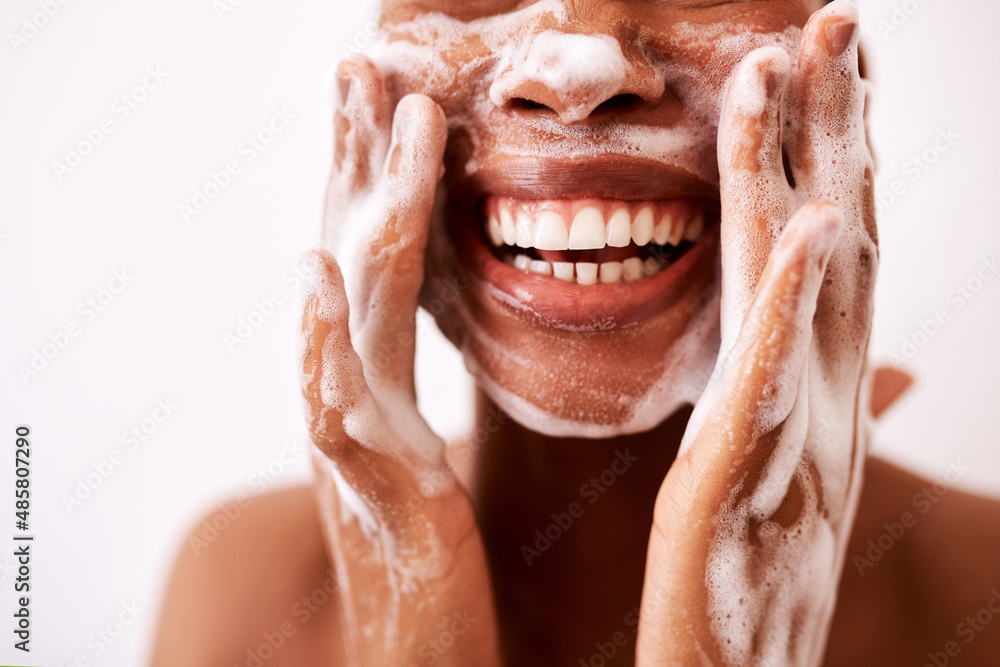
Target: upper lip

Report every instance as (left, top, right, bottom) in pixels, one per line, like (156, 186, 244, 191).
(455, 155, 721, 203)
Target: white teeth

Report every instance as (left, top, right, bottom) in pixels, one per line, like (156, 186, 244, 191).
(515, 212, 533, 248)
(509, 255, 664, 285)
(553, 261, 575, 282)
(576, 262, 598, 285)
(488, 214, 504, 246)
(490, 202, 708, 250)
(684, 212, 704, 242)
(569, 208, 606, 250)
(667, 214, 685, 246)
(606, 209, 632, 248)
(529, 259, 552, 276)
(632, 209, 654, 246)
(653, 213, 672, 246)
(599, 261, 623, 284)
(622, 257, 643, 282)
(500, 205, 517, 246)
(492, 201, 707, 284)
(534, 210, 569, 250)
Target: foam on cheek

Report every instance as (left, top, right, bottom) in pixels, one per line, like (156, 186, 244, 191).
(369, 1, 565, 96)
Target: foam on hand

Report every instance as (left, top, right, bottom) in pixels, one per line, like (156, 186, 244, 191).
(692, 3, 871, 661)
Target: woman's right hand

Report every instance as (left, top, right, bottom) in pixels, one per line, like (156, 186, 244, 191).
(300, 56, 500, 667)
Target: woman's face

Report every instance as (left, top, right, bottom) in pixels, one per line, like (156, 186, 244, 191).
(357, 0, 824, 437)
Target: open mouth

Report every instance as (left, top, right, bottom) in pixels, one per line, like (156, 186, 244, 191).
(450, 193, 720, 331)
(439, 156, 721, 331)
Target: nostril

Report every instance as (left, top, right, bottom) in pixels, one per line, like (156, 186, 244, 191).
(596, 94, 643, 112)
(782, 145, 796, 189)
(509, 98, 549, 112)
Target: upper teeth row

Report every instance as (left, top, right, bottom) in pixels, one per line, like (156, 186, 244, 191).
(487, 204, 704, 251)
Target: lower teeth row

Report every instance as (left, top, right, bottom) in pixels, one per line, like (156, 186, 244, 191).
(504, 254, 667, 285)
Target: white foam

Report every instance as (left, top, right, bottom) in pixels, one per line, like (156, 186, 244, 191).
(327, 455, 379, 536)
(490, 30, 630, 122)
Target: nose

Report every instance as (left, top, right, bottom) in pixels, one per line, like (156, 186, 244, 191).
(488, 28, 665, 124)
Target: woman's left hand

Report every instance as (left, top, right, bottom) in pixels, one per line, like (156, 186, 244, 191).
(637, 2, 877, 664)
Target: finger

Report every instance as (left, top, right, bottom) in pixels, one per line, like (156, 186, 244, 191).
(646, 205, 842, 654)
(790, 0, 877, 375)
(727, 201, 842, 428)
(300, 248, 442, 519)
(789, 0, 868, 209)
(718, 46, 793, 353)
(351, 94, 448, 404)
(862, 79, 877, 172)
(299, 247, 389, 460)
(681, 200, 843, 460)
(324, 55, 393, 239)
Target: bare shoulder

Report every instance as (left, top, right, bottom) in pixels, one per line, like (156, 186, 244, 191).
(827, 456, 1000, 665)
(150, 485, 345, 667)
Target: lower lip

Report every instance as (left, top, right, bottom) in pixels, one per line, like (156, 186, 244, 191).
(453, 213, 720, 331)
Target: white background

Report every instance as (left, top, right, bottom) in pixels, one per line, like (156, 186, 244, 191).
(0, 0, 997, 664)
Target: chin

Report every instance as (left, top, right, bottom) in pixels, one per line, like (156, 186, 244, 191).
(465, 337, 720, 439)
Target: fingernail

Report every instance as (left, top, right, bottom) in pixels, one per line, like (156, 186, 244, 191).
(765, 71, 779, 98)
(392, 101, 414, 146)
(388, 104, 414, 176)
(826, 20, 856, 58)
(337, 75, 352, 110)
(299, 250, 321, 292)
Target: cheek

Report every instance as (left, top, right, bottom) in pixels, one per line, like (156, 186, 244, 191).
(372, 22, 500, 117)
(654, 22, 805, 119)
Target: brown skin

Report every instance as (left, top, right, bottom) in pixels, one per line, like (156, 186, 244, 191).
(152, 0, 1000, 664)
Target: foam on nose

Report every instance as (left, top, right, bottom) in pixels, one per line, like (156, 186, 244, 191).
(490, 30, 628, 123)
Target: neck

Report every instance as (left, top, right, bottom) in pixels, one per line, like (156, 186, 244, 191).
(468, 390, 690, 666)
